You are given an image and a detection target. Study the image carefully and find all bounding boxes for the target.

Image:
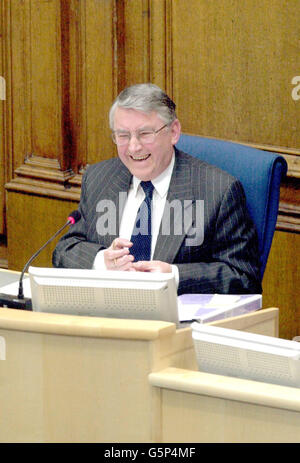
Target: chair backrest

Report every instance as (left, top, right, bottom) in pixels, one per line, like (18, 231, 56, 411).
(176, 134, 287, 279)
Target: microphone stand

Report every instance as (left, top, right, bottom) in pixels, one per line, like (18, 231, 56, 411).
(0, 214, 79, 311)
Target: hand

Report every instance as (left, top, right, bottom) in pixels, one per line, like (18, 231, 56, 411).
(104, 238, 134, 270)
(132, 260, 172, 273)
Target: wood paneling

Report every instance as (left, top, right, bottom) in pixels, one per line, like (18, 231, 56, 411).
(30, 0, 64, 161)
(8, 0, 61, 168)
(83, 0, 115, 165)
(171, 1, 300, 154)
(3, 0, 118, 270)
(0, 3, 6, 235)
(278, 177, 300, 233)
(1, 0, 299, 339)
(6, 192, 78, 270)
(122, 0, 151, 84)
(262, 230, 300, 340)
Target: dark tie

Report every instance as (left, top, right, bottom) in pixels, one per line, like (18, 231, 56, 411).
(130, 181, 155, 262)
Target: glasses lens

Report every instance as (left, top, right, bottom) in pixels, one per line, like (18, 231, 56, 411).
(112, 127, 164, 145)
(112, 133, 130, 146)
(138, 132, 155, 144)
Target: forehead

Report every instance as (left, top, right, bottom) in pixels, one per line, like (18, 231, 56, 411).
(113, 107, 162, 130)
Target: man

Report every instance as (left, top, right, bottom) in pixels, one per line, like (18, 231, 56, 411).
(52, 83, 262, 294)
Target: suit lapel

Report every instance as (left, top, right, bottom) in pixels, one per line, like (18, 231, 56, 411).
(153, 150, 195, 262)
(98, 151, 195, 259)
(98, 160, 132, 249)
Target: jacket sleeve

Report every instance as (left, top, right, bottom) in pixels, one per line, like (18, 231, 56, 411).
(52, 169, 104, 269)
(176, 179, 262, 295)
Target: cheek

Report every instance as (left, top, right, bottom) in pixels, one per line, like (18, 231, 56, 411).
(152, 144, 171, 164)
(117, 147, 128, 161)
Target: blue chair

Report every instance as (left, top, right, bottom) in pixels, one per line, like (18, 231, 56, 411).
(176, 134, 288, 280)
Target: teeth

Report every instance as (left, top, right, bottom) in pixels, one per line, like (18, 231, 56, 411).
(131, 154, 150, 160)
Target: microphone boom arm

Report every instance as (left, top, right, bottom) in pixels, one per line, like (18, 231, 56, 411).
(17, 220, 71, 299)
(0, 210, 81, 311)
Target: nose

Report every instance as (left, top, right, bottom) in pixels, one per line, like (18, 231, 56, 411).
(128, 134, 142, 152)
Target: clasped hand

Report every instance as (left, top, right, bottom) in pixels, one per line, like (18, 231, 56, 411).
(103, 238, 171, 273)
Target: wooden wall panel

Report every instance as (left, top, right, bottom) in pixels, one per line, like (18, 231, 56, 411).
(5, 0, 73, 195)
(171, 1, 300, 155)
(83, 0, 115, 165)
(262, 231, 300, 340)
(123, 0, 150, 84)
(6, 192, 78, 270)
(0, 3, 5, 236)
(30, 0, 63, 160)
(149, 0, 167, 88)
(9, 0, 67, 169)
(4, 0, 117, 269)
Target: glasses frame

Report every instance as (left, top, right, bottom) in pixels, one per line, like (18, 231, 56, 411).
(111, 123, 168, 146)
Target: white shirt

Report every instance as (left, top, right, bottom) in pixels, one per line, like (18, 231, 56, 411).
(93, 153, 179, 286)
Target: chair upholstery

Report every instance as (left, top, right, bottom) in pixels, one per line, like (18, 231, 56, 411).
(176, 134, 288, 279)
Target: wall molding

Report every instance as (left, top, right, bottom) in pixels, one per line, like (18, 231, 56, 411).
(14, 154, 74, 184)
(5, 154, 81, 201)
(277, 201, 300, 233)
(244, 142, 300, 179)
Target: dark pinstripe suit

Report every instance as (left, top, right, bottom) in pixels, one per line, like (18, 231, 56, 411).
(52, 149, 262, 294)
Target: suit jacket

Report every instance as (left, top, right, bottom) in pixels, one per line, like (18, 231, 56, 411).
(52, 149, 262, 294)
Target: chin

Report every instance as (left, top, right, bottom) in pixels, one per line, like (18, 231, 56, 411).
(134, 172, 153, 181)
(130, 164, 155, 181)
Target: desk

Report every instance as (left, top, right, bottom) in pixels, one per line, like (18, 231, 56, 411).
(149, 367, 300, 443)
(0, 268, 20, 286)
(0, 269, 280, 442)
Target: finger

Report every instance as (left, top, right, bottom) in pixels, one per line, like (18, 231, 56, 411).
(104, 246, 131, 270)
(111, 238, 133, 250)
(119, 260, 136, 271)
(132, 261, 152, 272)
(113, 253, 134, 270)
(132, 260, 172, 273)
(106, 248, 130, 261)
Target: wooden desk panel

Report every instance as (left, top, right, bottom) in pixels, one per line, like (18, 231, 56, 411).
(0, 306, 279, 442)
(149, 367, 300, 443)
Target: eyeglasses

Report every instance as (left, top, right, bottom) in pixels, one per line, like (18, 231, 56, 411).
(111, 124, 168, 146)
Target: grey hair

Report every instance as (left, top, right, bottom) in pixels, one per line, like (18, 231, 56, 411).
(109, 83, 177, 129)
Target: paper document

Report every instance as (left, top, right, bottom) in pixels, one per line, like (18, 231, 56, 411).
(178, 293, 262, 323)
(0, 278, 31, 299)
(0, 336, 5, 360)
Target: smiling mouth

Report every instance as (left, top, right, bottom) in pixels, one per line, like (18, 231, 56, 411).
(130, 153, 151, 161)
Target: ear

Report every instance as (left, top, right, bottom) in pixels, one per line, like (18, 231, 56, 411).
(170, 119, 181, 145)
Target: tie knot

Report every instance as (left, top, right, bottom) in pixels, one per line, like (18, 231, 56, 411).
(140, 181, 154, 199)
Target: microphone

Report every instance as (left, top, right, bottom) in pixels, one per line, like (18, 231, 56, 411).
(0, 210, 81, 311)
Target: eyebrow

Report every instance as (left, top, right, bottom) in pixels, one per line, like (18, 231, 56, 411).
(114, 126, 155, 132)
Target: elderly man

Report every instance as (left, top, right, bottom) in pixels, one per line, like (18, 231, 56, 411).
(52, 83, 261, 294)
